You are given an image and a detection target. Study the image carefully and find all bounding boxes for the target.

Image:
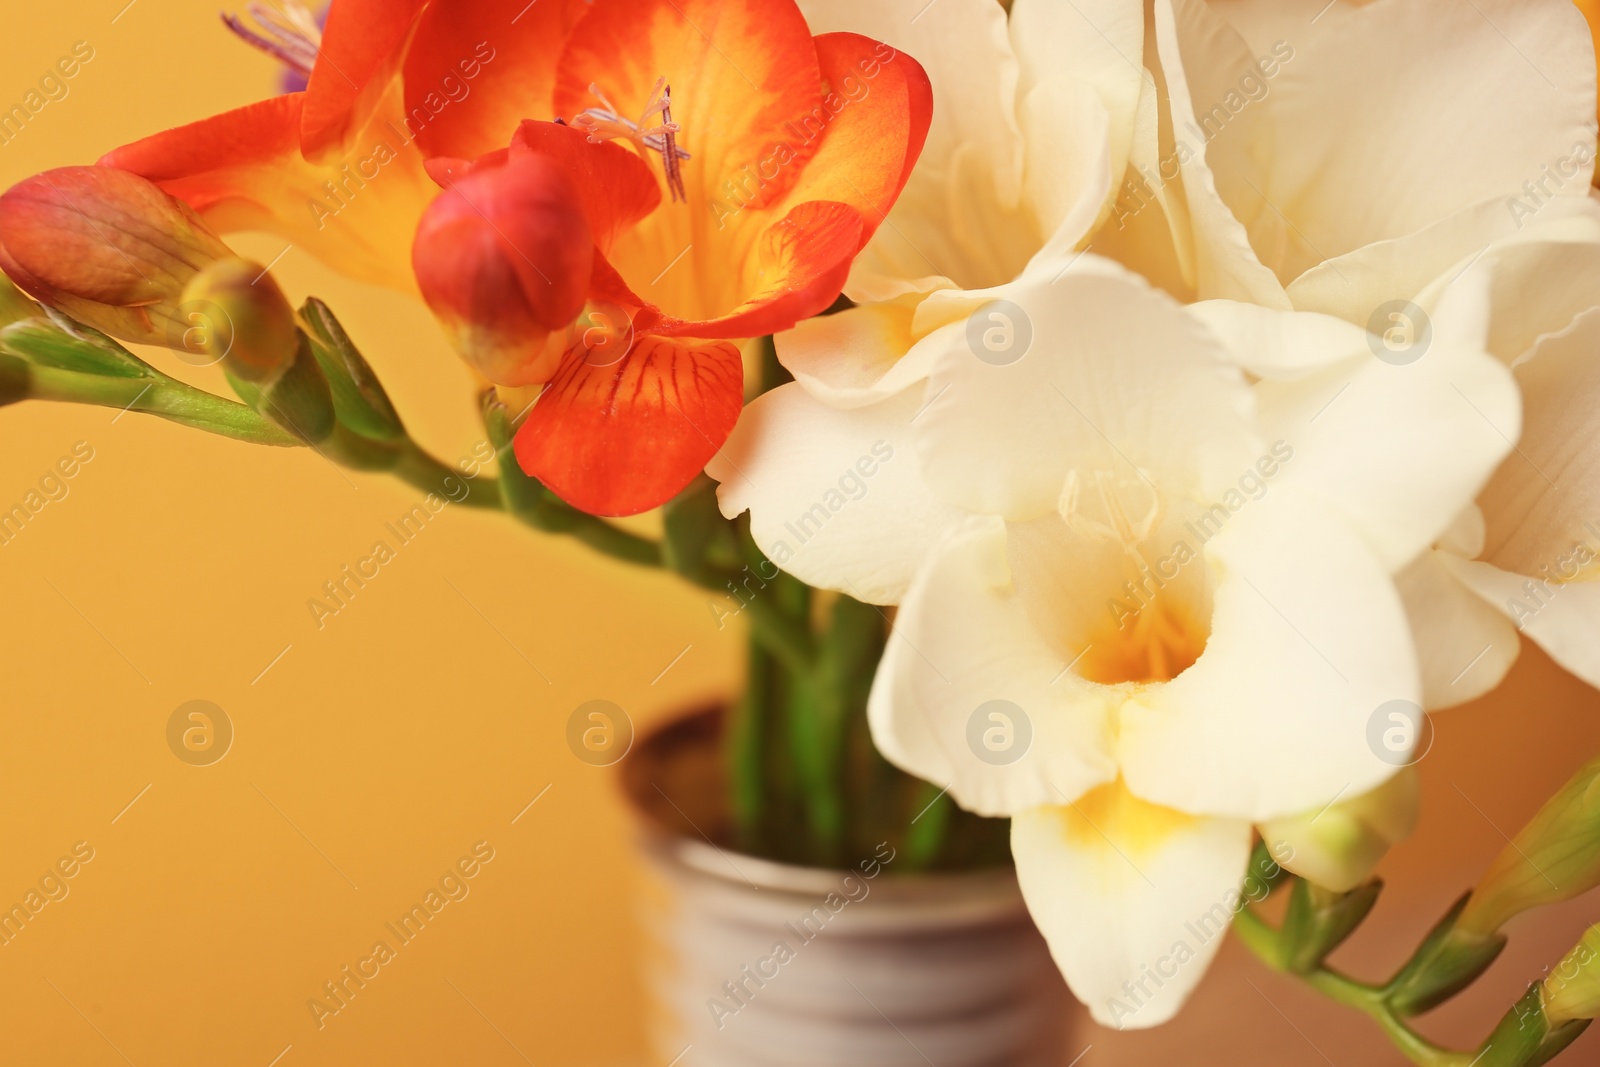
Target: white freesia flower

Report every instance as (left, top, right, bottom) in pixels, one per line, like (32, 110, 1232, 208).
(711, 258, 1519, 1027)
(707, 0, 1598, 1032)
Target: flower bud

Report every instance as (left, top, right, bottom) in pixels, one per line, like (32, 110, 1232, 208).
(412, 154, 592, 387)
(1459, 755, 1600, 937)
(1260, 768, 1420, 892)
(0, 166, 231, 346)
(178, 257, 299, 384)
(1544, 924, 1600, 1024)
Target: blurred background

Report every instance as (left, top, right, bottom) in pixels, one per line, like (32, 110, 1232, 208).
(0, 2, 1597, 1065)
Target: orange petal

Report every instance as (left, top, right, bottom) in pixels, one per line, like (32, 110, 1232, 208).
(103, 87, 436, 292)
(302, 0, 429, 157)
(772, 33, 932, 246)
(514, 334, 744, 516)
(402, 0, 591, 160)
(644, 199, 862, 339)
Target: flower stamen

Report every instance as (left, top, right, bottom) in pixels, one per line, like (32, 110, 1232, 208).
(222, 1, 322, 77)
(573, 77, 691, 203)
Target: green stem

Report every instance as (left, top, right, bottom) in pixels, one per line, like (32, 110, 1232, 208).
(390, 438, 502, 509)
(1235, 907, 1473, 1067)
(24, 364, 300, 446)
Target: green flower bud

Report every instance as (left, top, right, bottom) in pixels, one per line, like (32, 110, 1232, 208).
(1459, 755, 1600, 937)
(178, 257, 298, 384)
(1261, 768, 1420, 893)
(1544, 924, 1600, 1025)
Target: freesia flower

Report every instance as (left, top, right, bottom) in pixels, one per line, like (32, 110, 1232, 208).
(711, 256, 1520, 1026)
(97, 0, 932, 514)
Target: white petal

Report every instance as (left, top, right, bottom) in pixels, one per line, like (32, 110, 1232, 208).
(866, 519, 1119, 816)
(1395, 549, 1521, 709)
(1122, 489, 1421, 821)
(1477, 307, 1600, 576)
(1149, 0, 1289, 306)
(1010, 0, 1143, 198)
(776, 295, 942, 409)
(1446, 556, 1600, 692)
(914, 261, 1259, 521)
(1257, 0, 1596, 272)
(1286, 196, 1600, 331)
(1189, 299, 1370, 380)
(706, 383, 964, 605)
(797, 0, 1028, 296)
(1019, 74, 1115, 258)
(1013, 787, 1252, 1029)
(1255, 270, 1520, 571)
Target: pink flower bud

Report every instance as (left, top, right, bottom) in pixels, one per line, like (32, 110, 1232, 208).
(412, 153, 593, 387)
(0, 166, 232, 346)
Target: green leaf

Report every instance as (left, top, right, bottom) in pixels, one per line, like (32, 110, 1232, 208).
(1385, 893, 1507, 1016)
(1473, 985, 1592, 1067)
(0, 318, 160, 379)
(1280, 878, 1383, 974)
(300, 298, 404, 441)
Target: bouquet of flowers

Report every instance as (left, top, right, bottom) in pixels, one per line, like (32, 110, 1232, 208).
(5, 0, 1600, 1062)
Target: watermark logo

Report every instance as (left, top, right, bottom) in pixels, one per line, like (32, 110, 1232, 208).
(966, 699, 1032, 766)
(576, 301, 635, 368)
(166, 700, 233, 766)
(1366, 300, 1431, 366)
(166, 298, 233, 369)
(566, 699, 634, 767)
(1366, 699, 1433, 767)
(967, 299, 1032, 366)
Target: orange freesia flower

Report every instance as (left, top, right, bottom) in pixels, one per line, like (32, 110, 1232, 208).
(100, 0, 931, 514)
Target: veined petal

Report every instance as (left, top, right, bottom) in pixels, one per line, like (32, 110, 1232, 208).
(1396, 549, 1521, 710)
(514, 334, 743, 516)
(1013, 788, 1252, 1030)
(103, 86, 436, 291)
(865, 519, 1120, 817)
(402, 0, 589, 160)
(708, 382, 966, 605)
(1122, 489, 1420, 821)
(1476, 308, 1600, 576)
(303, 0, 429, 156)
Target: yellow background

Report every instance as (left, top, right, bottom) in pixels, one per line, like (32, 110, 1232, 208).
(0, 3, 1597, 1065)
